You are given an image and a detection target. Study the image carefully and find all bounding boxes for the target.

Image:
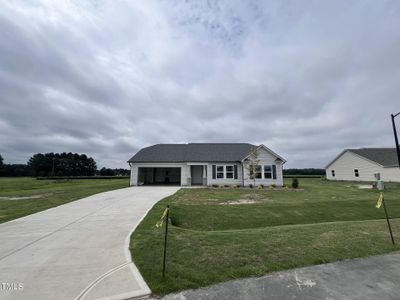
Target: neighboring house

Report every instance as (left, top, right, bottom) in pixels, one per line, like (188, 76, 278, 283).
(325, 148, 400, 182)
(128, 143, 286, 187)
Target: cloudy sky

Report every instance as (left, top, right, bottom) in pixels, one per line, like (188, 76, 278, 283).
(1, 1, 400, 169)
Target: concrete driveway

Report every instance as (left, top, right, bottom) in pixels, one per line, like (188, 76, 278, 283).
(0, 186, 180, 300)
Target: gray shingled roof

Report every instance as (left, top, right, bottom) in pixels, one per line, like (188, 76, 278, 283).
(349, 148, 399, 167)
(128, 143, 257, 163)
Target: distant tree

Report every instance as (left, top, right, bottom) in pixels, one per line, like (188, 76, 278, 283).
(99, 167, 115, 176)
(2, 164, 29, 177)
(96, 168, 129, 176)
(27, 152, 97, 177)
(0, 154, 3, 174)
(114, 168, 130, 176)
(283, 168, 325, 176)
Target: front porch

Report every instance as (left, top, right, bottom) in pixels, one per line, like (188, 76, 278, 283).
(188, 164, 207, 186)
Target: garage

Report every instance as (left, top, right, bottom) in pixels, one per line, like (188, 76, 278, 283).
(137, 167, 181, 185)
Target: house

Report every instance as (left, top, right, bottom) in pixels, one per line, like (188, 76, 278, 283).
(325, 148, 400, 182)
(128, 143, 286, 187)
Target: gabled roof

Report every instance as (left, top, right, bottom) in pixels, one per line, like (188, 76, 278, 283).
(241, 144, 286, 163)
(128, 143, 284, 163)
(326, 148, 399, 168)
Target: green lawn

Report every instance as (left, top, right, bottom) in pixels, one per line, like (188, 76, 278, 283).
(130, 179, 400, 295)
(0, 177, 129, 224)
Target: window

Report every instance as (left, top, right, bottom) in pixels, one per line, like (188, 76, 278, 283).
(264, 165, 272, 179)
(256, 165, 262, 179)
(226, 165, 234, 179)
(354, 169, 359, 177)
(331, 170, 335, 177)
(216, 166, 224, 178)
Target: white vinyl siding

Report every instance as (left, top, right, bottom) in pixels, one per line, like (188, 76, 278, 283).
(326, 151, 400, 182)
(208, 163, 242, 185)
(243, 147, 284, 187)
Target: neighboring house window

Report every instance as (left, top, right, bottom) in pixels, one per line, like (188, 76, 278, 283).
(226, 165, 234, 179)
(264, 165, 272, 179)
(331, 170, 335, 177)
(354, 169, 359, 177)
(216, 166, 224, 178)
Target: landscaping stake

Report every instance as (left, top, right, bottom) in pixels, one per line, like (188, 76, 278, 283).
(382, 199, 395, 245)
(376, 193, 395, 245)
(162, 205, 170, 277)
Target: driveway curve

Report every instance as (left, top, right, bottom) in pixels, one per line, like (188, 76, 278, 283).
(0, 186, 180, 300)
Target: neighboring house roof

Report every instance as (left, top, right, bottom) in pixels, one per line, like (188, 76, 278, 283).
(128, 143, 284, 163)
(326, 148, 399, 168)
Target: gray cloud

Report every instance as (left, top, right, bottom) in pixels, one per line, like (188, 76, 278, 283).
(0, 1, 400, 168)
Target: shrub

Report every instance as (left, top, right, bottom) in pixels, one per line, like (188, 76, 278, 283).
(249, 184, 254, 189)
(292, 178, 299, 189)
(212, 184, 218, 188)
(258, 184, 264, 189)
(219, 185, 224, 188)
(232, 185, 238, 189)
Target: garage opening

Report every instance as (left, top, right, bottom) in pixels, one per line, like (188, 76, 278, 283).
(137, 167, 181, 185)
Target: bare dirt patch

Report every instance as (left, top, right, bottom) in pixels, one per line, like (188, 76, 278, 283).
(219, 199, 259, 205)
(0, 193, 53, 201)
(219, 194, 274, 205)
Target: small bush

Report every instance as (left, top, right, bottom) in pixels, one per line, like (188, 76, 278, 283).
(219, 185, 225, 188)
(224, 184, 230, 188)
(249, 184, 254, 189)
(292, 178, 299, 189)
(258, 184, 264, 189)
(212, 184, 218, 188)
(232, 185, 238, 189)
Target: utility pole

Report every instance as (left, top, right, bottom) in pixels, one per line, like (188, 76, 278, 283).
(391, 113, 400, 168)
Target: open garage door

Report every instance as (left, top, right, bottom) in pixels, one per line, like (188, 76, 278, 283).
(137, 167, 181, 185)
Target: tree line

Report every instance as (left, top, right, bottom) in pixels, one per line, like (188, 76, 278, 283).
(0, 153, 129, 177)
(283, 168, 325, 175)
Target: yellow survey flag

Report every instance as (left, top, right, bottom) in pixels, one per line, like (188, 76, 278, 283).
(376, 193, 384, 208)
(155, 207, 169, 228)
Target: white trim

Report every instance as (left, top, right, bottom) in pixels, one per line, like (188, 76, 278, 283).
(241, 144, 286, 163)
(263, 165, 273, 179)
(214, 164, 236, 179)
(216, 165, 225, 179)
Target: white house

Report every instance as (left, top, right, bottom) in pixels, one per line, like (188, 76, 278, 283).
(128, 143, 286, 187)
(326, 148, 400, 182)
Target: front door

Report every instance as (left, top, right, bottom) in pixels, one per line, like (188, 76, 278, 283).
(191, 166, 203, 185)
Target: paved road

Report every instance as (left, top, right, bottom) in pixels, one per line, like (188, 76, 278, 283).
(0, 186, 179, 300)
(163, 252, 400, 300)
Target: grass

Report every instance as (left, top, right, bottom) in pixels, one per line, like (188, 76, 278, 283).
(0, 177, 129, 224)
(130, 178, 400, 295)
